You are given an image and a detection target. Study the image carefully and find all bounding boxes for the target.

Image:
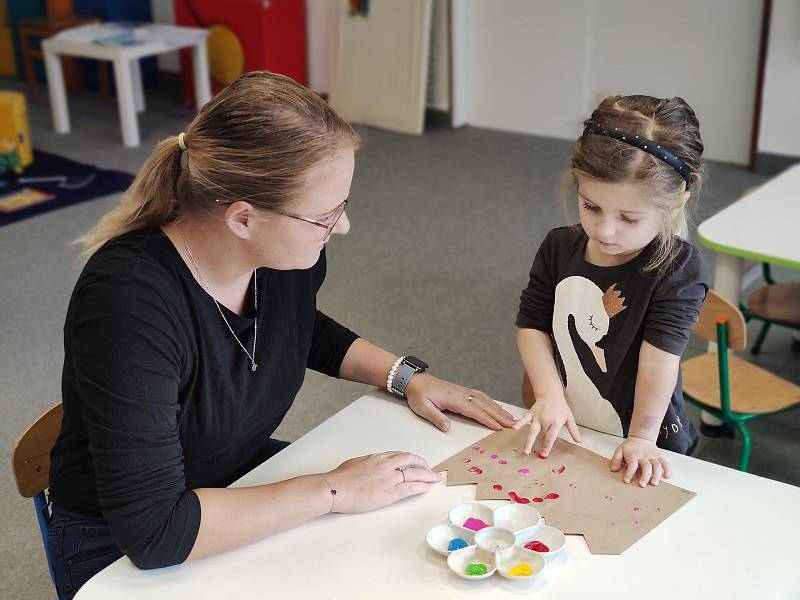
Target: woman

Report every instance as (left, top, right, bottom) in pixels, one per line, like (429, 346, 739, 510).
(47, 71, 513, 599)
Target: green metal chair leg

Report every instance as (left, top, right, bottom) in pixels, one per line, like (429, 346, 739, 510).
(735, 422, 752, 471)
(751, 321, 772, 355)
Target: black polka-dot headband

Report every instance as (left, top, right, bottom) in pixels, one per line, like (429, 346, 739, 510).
(583, 122, 691, 187)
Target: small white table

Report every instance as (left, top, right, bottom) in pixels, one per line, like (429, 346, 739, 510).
(42, 24, 211, 147)
(698, 163, 800, 304)
(75, 393, 800, 599)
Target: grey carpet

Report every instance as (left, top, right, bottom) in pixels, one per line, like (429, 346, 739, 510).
(1, 76, 797, 599)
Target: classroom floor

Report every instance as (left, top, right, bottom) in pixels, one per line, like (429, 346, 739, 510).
(1, 76, 797, 599)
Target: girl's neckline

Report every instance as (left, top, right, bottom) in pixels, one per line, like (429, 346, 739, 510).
(577, 229, 651, 271)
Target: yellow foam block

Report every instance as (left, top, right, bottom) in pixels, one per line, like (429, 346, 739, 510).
(0, 91, 33, 167)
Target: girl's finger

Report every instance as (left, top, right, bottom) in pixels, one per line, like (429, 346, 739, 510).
(624, 457, 639, 483)
(524, 420, 541, 454)
(650, 459, 663, 486)
(638, 460, 653, 488)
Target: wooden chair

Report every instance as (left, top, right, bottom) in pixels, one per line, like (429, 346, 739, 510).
(735, 186, 800, 354)
(681, 290, 800, 471)
(11, 403, 64, 592)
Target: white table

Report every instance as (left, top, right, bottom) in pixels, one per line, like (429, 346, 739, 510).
(698, 163, 800, 305)
(42, 24, 211, 147)
(75, 393, 800, 599)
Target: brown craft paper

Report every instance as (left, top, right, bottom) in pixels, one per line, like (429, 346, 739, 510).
(434, 427, 696, 555)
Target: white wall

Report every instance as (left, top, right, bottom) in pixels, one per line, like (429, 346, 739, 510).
(307, 0, 337, 93)
(150, 0, 180, 72)
(462, 0, 763, 164)
(758, 0, 800, 157)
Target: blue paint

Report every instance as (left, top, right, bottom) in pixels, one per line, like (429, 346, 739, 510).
(447, 538, 468, 552)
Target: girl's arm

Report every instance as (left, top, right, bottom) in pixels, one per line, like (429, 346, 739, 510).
(513, 328, 581, 456)
(337, 338, 515, 432)
(609, 340, 677, 487)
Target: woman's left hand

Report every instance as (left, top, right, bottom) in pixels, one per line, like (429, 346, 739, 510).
(610, 436, 672, 487)
(403, 373, 515, 432)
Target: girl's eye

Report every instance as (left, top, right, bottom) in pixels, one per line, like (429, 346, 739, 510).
(621, 215, 640, 225)
(582, 202, 600, 212)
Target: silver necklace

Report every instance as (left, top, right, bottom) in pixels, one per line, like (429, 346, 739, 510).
(183, 236, 258, 372)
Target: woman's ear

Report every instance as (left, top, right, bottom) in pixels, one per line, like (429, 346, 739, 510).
(224, 201, 258, 240)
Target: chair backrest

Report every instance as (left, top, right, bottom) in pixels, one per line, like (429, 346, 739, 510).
(12, 403, 63, 498)
(691, 289, 748, 351)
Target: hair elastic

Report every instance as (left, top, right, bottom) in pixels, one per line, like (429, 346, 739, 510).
(177, 132, 188, 151)
(583, 123, 691, 187)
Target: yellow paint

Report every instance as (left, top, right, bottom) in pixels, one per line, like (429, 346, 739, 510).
(508, 563, 533, 577)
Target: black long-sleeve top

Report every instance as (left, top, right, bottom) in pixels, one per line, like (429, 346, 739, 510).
(49, 228, 358, 569)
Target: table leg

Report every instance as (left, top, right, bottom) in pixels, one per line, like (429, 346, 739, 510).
(131, 58, 145, 113)
(192, 41, 212, 109)
(702, 253, 746, 426)
(112, 58, 140, 147)
(43, 45, 70, 134)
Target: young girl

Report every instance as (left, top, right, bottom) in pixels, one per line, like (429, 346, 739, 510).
(514, 95, 708, 487)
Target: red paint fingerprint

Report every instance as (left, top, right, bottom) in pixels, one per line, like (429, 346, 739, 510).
(490, 454, 498, 459)
(545, 493, 559, 500)
(532, 497, 544, 503)
(463, 458, 472, 463)
(517, 468, 530, 474)
(493, 484, 503, 491)
(524, 541, 549, 553)
(468, 466, 483, 475)
(479, 450, 486, 455)
(498, 460, 508, 465)
(508, 492, 530, 504)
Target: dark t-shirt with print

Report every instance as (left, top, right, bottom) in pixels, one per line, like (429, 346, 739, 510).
(516, 226, 707, 454)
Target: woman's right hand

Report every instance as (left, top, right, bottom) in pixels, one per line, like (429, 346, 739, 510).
(512, 395, 581, 457)
(324, 451, 443, 514)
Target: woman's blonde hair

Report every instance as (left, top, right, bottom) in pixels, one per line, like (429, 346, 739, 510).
(569, 95, 704, 273)
(78, 71, 360, 260)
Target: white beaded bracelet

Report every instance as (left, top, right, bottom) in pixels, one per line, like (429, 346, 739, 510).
(386, 356, 405, 395)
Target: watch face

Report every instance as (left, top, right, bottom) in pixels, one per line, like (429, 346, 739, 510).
(404, 356, 429, 371)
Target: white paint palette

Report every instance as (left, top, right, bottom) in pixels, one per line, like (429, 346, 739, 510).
(425, 502, 566, 583)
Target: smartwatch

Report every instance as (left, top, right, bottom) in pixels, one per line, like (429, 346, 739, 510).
(389, 355, 429, 398)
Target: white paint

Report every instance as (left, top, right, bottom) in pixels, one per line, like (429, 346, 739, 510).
(758, 0, 800, 157)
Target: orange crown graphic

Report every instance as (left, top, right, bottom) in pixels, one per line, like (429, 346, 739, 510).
(602, 283, 627, 318)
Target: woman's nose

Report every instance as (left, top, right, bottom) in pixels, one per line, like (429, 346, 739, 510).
(333, 211, 350, 236)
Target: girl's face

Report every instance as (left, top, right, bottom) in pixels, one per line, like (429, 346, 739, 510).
(247, 149, 355, 270)
(575, 173, 665, 264)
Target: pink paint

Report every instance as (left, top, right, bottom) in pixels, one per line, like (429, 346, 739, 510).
(657, 507, 662, 512)
(508, 492, 530, 504)
(472, 446, 480, 451)
(490, 454, 498, 459)
(568, 483, 577, 489)
(479, 450, 486, 455)
(517, 468, 530, 474)
(633, 507, 640, 513)
(493, 484, 503, 491)
(463, 458, 472, 463)
(469, 466, 483, 475)
(604, 495, 613, 502)
(498, 460, 508, 465)
(532, 497, 544, 503)
(463, 517, 489, 531)
(524, 541, 550, 553)
(545, 493, 560, 500)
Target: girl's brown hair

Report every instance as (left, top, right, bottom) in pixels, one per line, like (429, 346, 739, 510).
(79, 71, 360, 260)
(571, 95, 704, 272)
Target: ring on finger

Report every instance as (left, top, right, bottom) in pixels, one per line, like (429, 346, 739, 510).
(466, 394, 476, 401)
(396, 466, 407, 482)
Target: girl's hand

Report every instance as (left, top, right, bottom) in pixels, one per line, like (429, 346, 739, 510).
(610, 436, 672, 486)
(325, 451, 442, 513)
(512, 395, 581, 456)
(404, 373, 515, 432)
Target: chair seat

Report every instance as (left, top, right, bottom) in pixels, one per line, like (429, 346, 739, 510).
(681, 353, 800, 414)
(746, 282, 800, 325)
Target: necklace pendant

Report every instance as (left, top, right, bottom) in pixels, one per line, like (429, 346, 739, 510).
(251, 363, 258, 372)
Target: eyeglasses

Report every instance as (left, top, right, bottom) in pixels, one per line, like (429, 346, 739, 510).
(277, 198, 348, 240)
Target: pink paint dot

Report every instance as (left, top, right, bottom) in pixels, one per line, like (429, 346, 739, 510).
(568, 483, 576, 489)
(493, 484, 503, 491)
(479, 450, 486, 455)
(657, 507, 662, 512)
(532, 497, 544, 503)
(490, 454, 498, 459)
(508, 492, 531, 504)
(463, 458, 472, 463)
(468, 466, 483, 475)
(498, 460, 508, 465)
(633, 507, 640, 513)
(545, 493, 560, 500)
(517, 468, 530, 474)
